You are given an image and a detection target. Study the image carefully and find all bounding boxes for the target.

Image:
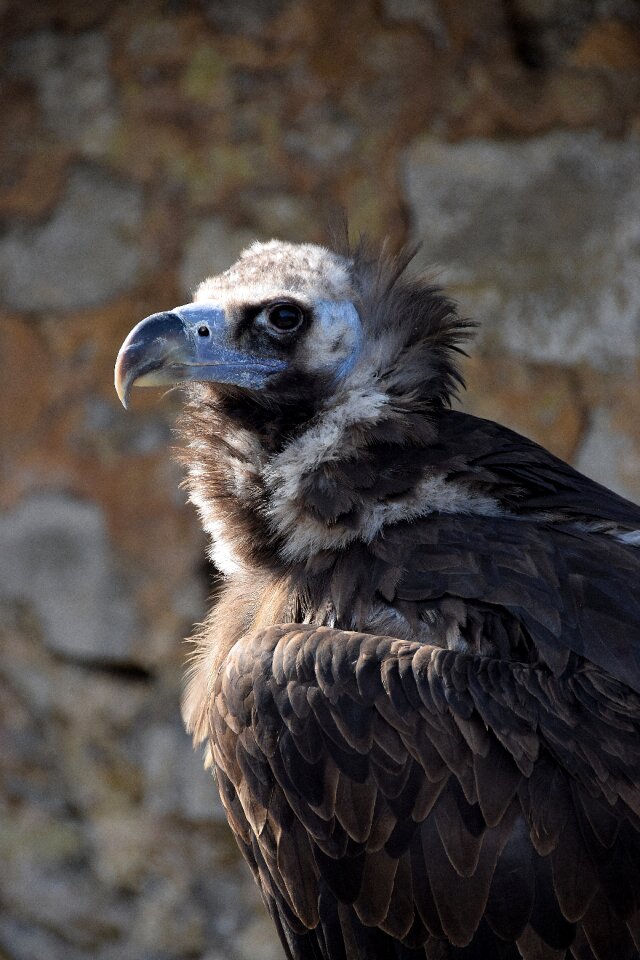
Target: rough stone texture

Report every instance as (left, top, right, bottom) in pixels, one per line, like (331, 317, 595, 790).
(8, 31, 117, 154)
(0, 167, 144, 311)
(1, 0, 639, 957)
(180, 219, 259, 298)
(142, 722, 227, 821)
(574, 405, 640, 503)
(381, 0, 447, 44)
(404, 131, 640, 367)
(0, 494, 138, 663)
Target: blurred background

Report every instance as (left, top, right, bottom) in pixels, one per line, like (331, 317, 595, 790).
(1, 1, 639, 958)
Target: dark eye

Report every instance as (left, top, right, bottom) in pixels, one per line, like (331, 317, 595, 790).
(197, 325, 210, 337)
(266, 303, 304, 333)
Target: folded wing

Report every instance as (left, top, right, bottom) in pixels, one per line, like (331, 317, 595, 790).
(210, 622, 640, 960)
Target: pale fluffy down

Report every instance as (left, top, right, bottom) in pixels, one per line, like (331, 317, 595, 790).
(195, 241, 355, 310)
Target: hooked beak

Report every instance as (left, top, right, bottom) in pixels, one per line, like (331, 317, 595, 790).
(114, 303, 288, 408)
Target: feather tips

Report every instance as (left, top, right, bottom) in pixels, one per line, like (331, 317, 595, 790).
(208, 623, 640, 959)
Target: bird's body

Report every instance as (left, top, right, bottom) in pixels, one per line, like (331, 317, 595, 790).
(116, 240, 640, 960)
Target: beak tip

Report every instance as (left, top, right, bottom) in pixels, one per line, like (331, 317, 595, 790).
(114, 353, 131, 409)
(114, 310, 186, 410)
(115, 383, 127, 408)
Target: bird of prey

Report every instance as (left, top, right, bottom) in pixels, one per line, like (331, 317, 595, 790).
(115, 240, 640, 960)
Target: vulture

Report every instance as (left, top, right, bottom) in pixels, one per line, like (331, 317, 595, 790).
(115, 240, 640, 960)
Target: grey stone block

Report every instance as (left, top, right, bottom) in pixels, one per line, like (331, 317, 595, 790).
(0, 167, 143, 311)
(8, 31, 117, 154)
(180, 219, 258, 299)
(143, 722, 225, 821)
(403, 131, 640, 367)
(574, 407, 640, 502)
(382, 0, 447, 43)
(0, 493, 139, 664)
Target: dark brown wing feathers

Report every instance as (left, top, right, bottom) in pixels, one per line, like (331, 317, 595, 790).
(210, 623, 640, 959)
(379, 511, 640, 694)
(211, 507, 640, 959)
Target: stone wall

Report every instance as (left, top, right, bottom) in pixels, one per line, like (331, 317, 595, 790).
(1, 1, 639, 958)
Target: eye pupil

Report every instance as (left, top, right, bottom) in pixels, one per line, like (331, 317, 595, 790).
(268, 304, 303, 332)
(197, 325, 210, 337)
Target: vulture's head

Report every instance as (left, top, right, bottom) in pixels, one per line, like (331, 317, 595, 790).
(115, 240, 469, 414)
(115, 241, 364, 410)
(115, 240, 473, 567)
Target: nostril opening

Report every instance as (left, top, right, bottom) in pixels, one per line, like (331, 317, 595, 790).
(197, 325, 210, 337)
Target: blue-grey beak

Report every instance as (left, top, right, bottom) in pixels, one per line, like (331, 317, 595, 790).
(115, 303, 288, 408)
